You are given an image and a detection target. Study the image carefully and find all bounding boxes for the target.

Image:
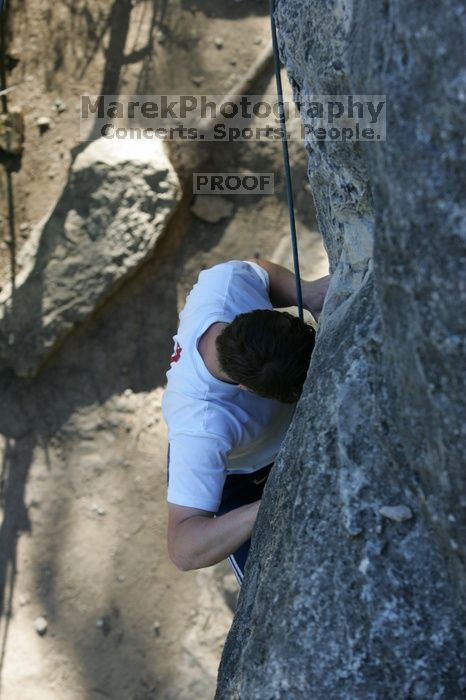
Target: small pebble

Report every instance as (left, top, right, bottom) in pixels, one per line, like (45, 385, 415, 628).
(191, 75, 204, 87)
(19, 223, 29, 231)
(214, 36, 224, 49)
(156, 30, 166, 44)
(380, 505, 413, 522)
(54, 99, 66, 113)
(34, 616, 48, 636)
(36, 116, 51, 128)
(153, 620, 161, 637)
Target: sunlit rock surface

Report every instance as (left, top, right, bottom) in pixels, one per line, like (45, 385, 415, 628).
(0, 137, 180, 377)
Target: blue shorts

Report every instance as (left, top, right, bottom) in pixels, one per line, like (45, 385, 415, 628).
(216, 463, 273, 585)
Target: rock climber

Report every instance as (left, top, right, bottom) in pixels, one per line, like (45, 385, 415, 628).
(162, 258, 330, 585)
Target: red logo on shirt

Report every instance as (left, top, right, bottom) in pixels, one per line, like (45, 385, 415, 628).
(170, 341, 182, 364)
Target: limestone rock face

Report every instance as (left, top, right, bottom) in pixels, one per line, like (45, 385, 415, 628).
(216, 1, 466, 698)
(0, 137, 180, 377)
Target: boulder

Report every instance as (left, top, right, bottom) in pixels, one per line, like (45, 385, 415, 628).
(0, 137, 180, 376)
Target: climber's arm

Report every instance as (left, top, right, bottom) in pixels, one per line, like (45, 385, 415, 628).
(167, 500, 260, 571)
(245, 258, 330, 321)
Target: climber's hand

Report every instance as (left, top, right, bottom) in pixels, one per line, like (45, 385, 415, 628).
(302, 274, 331, 321)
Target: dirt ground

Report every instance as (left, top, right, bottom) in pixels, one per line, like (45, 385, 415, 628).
(0, 2, 328, 698)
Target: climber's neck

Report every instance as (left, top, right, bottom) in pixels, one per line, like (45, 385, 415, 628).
(197, 322, 237, 384)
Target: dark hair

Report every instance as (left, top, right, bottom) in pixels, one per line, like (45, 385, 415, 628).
(216, 309, 315, 403)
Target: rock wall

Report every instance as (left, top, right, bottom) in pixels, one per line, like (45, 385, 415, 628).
(216, 1, 466, 698)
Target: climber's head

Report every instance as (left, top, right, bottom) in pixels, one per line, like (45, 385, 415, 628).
(216, 309, 315, 403)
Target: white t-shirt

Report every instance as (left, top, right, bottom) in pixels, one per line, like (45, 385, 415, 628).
(161, 260, 296, 512)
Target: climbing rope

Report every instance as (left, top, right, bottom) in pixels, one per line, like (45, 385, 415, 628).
(269, 0, 304, 322)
